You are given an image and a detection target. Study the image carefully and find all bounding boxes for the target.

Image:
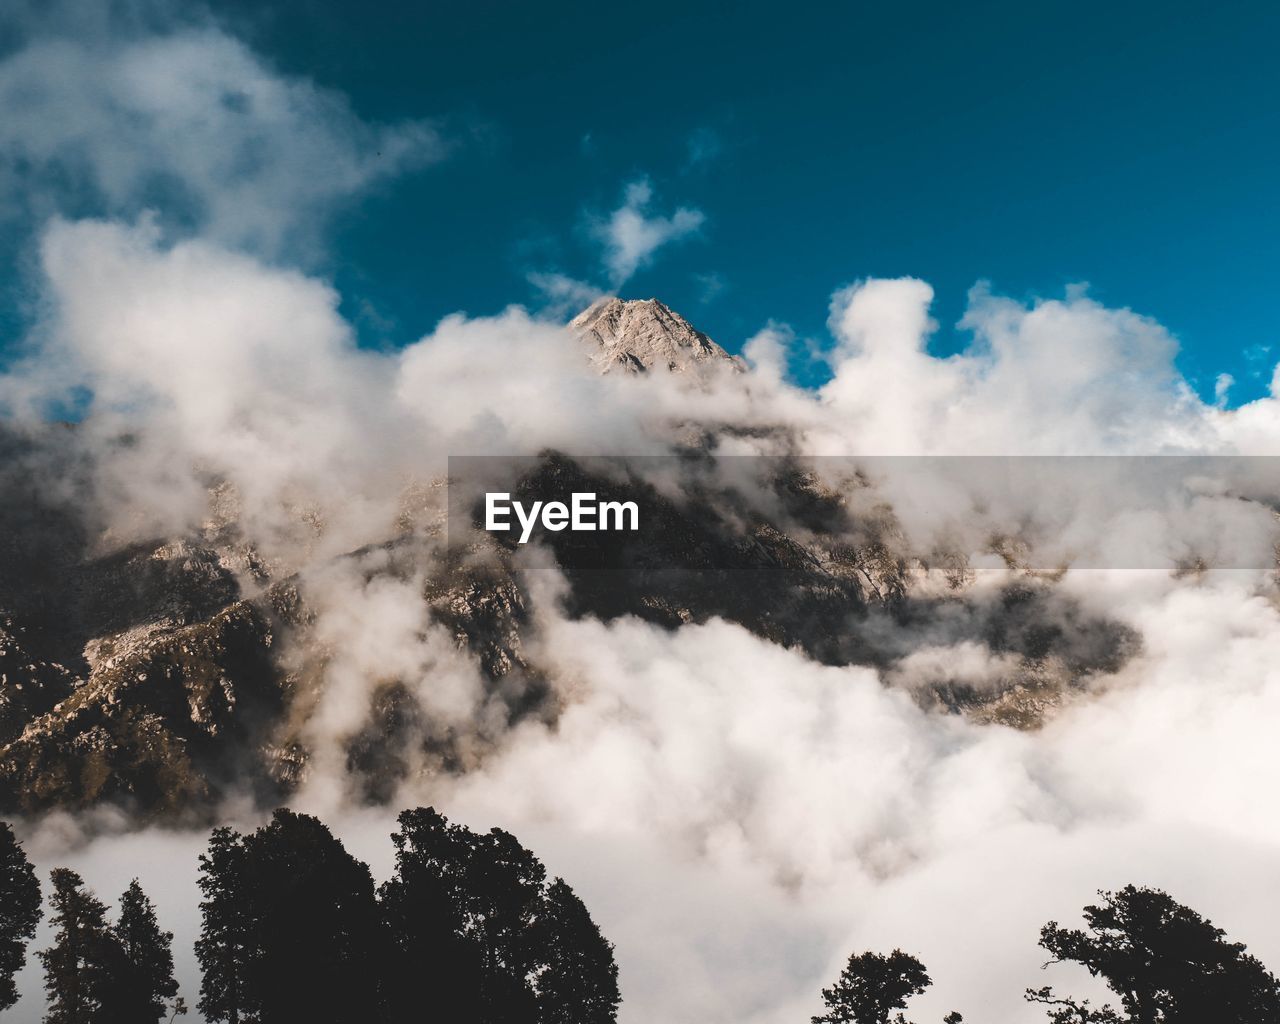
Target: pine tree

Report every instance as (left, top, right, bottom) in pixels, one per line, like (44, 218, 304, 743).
(534, 878, 620, 1024)
(0, 821, 41, 1011)
(38, 869, 122, 1024)
(111, 880, 180, 1023)
(195, 827, 254, 1024)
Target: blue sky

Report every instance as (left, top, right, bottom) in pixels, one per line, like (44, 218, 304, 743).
(3, 0, 1278, 401)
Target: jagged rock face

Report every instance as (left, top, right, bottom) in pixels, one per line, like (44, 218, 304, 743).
(0, 614, 75, 747)
(0, 601, 282, 817)
(571, 297, 745, 374)
(504, 455, 889, 662)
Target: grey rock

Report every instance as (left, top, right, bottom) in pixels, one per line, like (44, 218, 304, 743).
(571, 297, 745, 374)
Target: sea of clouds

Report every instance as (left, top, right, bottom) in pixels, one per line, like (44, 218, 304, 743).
(3, 4, 1280, 1023)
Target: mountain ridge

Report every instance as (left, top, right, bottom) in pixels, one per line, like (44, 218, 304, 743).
(571, 297, 745, 374)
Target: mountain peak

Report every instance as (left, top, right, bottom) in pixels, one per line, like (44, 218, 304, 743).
(570, 297, 744, 375)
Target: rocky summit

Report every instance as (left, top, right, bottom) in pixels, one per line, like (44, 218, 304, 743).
(571, 296, 745, 374)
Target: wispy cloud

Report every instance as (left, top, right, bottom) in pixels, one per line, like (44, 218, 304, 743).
(693, 270, 727, 304)
(527, 270, 604, 318)
(683, 126, 723, 172)
(597, 178, 705, 288)
(0, 24, 447, 257)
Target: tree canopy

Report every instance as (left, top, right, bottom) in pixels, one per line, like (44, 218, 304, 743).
(196, 809, 382, 1024)
(111, 879, 182, 1024)
(1027, 885, 1280, 1024)
(812, 949, 936, 1024)
(37, 869, 180, 1024)
(193, 805, 620, 1024)
(0, 821, 41, 1012)
(38, 868, 119, 1024)
(379, 806, 620, 1024)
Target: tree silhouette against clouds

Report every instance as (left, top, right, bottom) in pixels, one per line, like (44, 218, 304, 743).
(111, 879, 182, 1023)
(379, 806, 621, 1024)
(1026, 885, 1280, 1023)
(381, 807, 549, 1023)
(533, 877, 620, 1024)
(195, 827, 252, 1024)
(379, 806, 488, 1022)
(38, 869, 120, 1024)
(198, 805, 621, 1024)
(244, 809, 383, 1024)
(812, 948, 962, 1024)
(0, 821, 41, 1012)
(197, 810, 383, 1024)
(38, 870, 181, 1024)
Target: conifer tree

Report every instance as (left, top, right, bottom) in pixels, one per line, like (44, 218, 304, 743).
(380, 807, 486, 1022)
(0, 821, 41, 1012)
(467, 827, 547, 1023)
(195, 827, 253, 1024)
(381, 808, 551, 1023)
(197, 811, 383, 1024)
(111, 879, 180, 1024)
(37, 869, 121, 1024)
(381, 807, 622, 1024)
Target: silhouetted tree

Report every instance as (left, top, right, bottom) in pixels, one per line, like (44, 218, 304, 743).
(379, 807, 492, 1022)
(196, 806, 621, 1024)
(533, 878, 620, 1024)
(195, 827, 252, 1024)
(812, 949, 959, 1024)
(197, 811, 383, 1024)
(110, 879, 180, 1023)
(243, 810, 383, 1023)
(1026, 885, 1280, 1023)
(38, 869, 122, 1024)
(467, 825, 547, 1022)
(381, 807, 621, 1024)
(0, 821, 41, 1011)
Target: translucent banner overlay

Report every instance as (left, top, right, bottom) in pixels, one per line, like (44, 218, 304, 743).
(447, 455, 1280, 572)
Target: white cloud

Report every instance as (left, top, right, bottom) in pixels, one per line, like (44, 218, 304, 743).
(0, 25, 445, 255)
(597, 178, 705, 288)
(809, 277, 1223, 455)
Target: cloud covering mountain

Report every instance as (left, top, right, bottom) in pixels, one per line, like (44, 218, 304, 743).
(1, 7, 1280, 1024)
